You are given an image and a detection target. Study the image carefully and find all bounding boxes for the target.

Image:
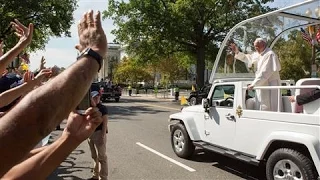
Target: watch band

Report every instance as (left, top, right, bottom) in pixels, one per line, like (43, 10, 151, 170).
(77, 48, 103, 71)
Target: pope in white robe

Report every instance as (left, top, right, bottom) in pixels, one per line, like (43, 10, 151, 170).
(231, 38, 281, 111)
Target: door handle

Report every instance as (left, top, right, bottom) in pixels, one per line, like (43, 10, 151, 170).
(225, 113, 235, 120)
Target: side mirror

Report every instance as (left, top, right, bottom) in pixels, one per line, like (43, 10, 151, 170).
(202, 98, 210, 113)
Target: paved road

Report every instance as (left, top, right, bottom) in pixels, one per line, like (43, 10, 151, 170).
(48, 95, 266, 180)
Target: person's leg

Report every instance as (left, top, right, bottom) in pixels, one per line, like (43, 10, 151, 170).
(94, 131, 108, 180)
(88, 133, 99, 179)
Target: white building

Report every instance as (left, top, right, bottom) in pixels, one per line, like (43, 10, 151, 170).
(98, 43, 122, 81)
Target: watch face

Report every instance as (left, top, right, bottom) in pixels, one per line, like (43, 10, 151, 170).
(83, 48, 90, 55)
(77, 48, 102, 71)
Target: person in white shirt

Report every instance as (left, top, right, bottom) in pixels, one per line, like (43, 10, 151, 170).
(230, 38, 281, 111)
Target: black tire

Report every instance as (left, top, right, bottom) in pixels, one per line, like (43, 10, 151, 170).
(189, 97, 197, 106)
(171, 123, 195, 158)
(266, 148, 318, 180)
(115, 97, 120, 102)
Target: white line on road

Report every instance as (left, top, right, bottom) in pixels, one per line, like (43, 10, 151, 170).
(136, 142, 196, 172)
(135, 102, 180, 111)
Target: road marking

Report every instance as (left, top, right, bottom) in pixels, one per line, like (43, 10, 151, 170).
(136, 142, 196, 172)
(135, 102, 180, 111)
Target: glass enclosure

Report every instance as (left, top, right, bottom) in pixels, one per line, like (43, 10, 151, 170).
(210, 0, 320, 82)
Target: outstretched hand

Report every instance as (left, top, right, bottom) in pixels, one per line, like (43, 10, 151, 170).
(39, 56, 46, 70)
(75, 10, 107, 58)
(229, 43, 239, 54)
(11, 19, 34, 46)
(34, 68, 52, 84)
(288, 96, 296, 103)
(247, 84, 254, 90)
(23, 71, 34, 83)
(63, 107, 103, 143)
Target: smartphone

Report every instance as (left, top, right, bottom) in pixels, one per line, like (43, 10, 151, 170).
(76, 90, 91, 115)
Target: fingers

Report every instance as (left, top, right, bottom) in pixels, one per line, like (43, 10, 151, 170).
(40, 68, 52, 75)
(85, 107, 102, 125)
(23, 71, 31, 82)
(78, 13, 88, 33)
(36, 68, 52, 79)
(14, 19, 28, 31)
(85, 107, 101, 118)
(11, 20, 34, 43)
(11, 22, 24, 35)
(87, 10, 94, 27)
(14, 32, 22, 38)
(27, 23, 34, 40)
(75, 44, 86, 53)
(94, 11, 102, 29)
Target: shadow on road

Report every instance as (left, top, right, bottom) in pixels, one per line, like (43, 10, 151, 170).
(47, 149, 90, 180)
(191, 149, 266, 180)
(108, 102, 175, 121)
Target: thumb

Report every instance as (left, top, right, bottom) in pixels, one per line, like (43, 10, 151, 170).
(75, 44, 84, 52)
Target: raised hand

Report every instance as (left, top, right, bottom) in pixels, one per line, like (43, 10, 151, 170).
(63, 107, 103, 143)
(39, 56, 46, 70)
(75, 10, 107, 58)
(23, 71, 33, 83)
(34, 68, 52, 84)
(288, 96, 296, 103)
(11, 19, 34, 46)
(230, 43, 239, 54)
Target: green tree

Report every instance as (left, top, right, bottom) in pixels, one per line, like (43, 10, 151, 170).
(113, 57, 153, 85)
(273, 30, 312, 82)
(155, 54, 191, 85)
(0, 0, 77, 51)
(104, 0, 275, 87)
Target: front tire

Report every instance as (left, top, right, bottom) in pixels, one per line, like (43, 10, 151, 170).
(189, 97, 197, 106)
(266, 148, 318, 180)
(115, 97, 120, 102)
(171, 123, 195, 158)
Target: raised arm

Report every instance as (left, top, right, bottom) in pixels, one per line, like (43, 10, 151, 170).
(0, 69, 51, 108)
(0, 10, 107, 176)
(230, 43, 256, 67)
(0, 20, 33, 74)
(2, 107, 103, 179)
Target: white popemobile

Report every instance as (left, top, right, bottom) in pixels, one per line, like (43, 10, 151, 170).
(168, 1, 320, 180)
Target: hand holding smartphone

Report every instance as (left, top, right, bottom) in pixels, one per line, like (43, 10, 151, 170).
(76, 90, 91, 115)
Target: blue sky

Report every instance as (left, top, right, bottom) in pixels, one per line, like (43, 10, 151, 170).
(29, 0, 303, 71)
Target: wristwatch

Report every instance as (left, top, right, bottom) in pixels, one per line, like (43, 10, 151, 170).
(77, 48, 103, 71)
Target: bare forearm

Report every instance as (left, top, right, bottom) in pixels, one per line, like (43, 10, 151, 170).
(23, 146, 48, 161)
(0, 57, 98, 176)
(2, 134, 79, 180)
(0, 80, 38, 108)
(0, 42, 26, 73)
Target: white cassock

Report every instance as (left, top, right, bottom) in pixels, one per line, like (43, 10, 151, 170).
(235, 48, 281, 111)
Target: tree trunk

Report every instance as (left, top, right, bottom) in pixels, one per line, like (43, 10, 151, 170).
(196, 46, 205, 88)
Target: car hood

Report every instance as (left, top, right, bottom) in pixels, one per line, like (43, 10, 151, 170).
(181, 105, 205, 113)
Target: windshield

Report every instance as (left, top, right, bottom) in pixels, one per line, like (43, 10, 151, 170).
(210, 0, 320, 82)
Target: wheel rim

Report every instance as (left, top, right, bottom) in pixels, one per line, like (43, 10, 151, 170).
(190, 97, 197, 105)
(273, 159, 303, 180)
(173, 129, 185, 152)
